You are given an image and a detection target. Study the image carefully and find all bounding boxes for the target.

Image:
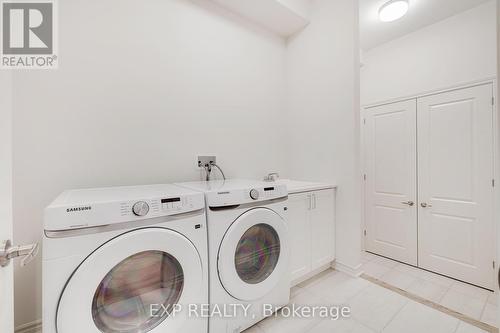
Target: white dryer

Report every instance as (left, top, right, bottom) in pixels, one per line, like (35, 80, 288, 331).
(176, 180, 290, 333)
(43, 184, 208, 333)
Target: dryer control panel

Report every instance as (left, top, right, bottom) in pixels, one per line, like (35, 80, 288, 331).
(206, 184, 288, 208)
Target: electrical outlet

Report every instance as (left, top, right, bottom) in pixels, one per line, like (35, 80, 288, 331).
(198, 156, 216, 168)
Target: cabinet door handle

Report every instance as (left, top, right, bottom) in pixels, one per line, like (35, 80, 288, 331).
(313, 194, 317, 209)
(308, 195, 312, 210)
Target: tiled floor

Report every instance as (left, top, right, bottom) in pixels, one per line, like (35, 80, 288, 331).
(361, 251, 498, 329)
(243, 263, 497, 333)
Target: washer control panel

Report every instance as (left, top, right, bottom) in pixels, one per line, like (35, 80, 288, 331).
(132, 201, 150, 216)
(119, 195, 202, 218)
(44, 185, 206, 231)
(249, 189, 260, 200)
(161, 197, 184, 211)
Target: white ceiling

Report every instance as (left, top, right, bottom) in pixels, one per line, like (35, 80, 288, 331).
(360, 0, 493, 50)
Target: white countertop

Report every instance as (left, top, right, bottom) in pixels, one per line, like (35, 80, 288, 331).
(272, 179, 337, 194)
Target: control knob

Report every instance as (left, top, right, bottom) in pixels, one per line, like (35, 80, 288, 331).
(132, 201, 150, 216)
(249, 189, 259, 200)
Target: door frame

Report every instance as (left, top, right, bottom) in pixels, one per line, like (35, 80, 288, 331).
(0, 71, 14, 333)
(493, 78, 499, 292)
(361, 78, 499, 290)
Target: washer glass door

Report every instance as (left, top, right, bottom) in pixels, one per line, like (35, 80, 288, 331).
(218, 208, 289, 301)
(56, 228, 203, 333)
(92, 250, 184, 333)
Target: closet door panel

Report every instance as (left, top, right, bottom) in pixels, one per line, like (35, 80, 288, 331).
(364, 99, 418, 265)
(418, 84, 494, 289)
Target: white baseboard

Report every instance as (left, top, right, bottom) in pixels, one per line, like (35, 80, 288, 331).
(15, 320, 42, 333)
(291, 262, 333, 287)
(333, 260, 364, 277)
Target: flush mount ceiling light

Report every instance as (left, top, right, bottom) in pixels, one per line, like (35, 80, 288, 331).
(379, 0, 409, 22)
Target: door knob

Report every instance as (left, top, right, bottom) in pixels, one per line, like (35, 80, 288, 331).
(0, 240, 39, 267)
(401, 201, 415, 206)
(421, 202, 433, 208)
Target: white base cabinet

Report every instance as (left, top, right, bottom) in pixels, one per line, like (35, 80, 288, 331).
(288, 189, 336, 286)
(288, 192, 311, 282)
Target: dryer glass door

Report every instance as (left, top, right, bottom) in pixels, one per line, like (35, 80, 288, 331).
(218, 208, 289, 301)
(56, 228, 203, 333)
(235, 223, 281, 285)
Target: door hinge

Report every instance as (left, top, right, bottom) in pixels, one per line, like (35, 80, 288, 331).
(492, 97, 495, 106)
(493, 179, 495, 187)
(493, 261, 496, 269)
(364, 230, 367, 236)
(363, 174, 367, 181)
(363, 118, 366, 125)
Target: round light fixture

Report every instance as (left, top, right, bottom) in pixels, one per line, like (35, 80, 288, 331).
(379, 0, 409, 22)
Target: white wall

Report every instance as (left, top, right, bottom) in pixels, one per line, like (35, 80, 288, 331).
(11, 0, 360, 327)
(361, 1, 497, 106)
(277, 0, 311, 18)
(286, 0, 362, 273)
(12, 0, 288, 326)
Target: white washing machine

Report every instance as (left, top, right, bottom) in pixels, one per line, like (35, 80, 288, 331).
(176, 179, 290, 333)
(43, 184, 208, 333)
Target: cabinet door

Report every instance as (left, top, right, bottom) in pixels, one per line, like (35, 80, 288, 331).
(310, 189, 335, 271)
(364, 99, 418, 265)
(287, 192, 312, 283)
(418, 84, 494, 289)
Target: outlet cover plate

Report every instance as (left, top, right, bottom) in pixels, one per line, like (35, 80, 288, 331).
(198, 156, 216, 168)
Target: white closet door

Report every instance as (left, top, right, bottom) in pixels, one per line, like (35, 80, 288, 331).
(365, 99, 418, 265)
(418, 84, 494, 289)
